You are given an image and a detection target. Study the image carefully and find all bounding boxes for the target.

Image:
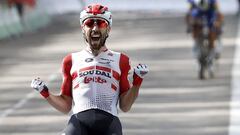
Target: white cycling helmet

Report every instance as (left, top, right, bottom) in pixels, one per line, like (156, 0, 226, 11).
(80, 4, 112, 26)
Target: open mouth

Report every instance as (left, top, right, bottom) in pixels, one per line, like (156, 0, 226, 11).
(91, 33, 101, 41)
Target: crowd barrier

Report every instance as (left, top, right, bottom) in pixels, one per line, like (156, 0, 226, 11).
(1, 0, 235, 40)
(0, 0, 84, 40)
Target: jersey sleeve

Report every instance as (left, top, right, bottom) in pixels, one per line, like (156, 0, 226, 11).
(60, 54, 72, 97)
(119, 53, 131, 95)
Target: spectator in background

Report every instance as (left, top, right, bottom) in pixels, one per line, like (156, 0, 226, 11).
(8, 0, 36, 19)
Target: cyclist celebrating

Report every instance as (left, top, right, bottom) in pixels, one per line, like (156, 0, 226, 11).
(186, 0, 224, 59)
(31, 4, 149, 135)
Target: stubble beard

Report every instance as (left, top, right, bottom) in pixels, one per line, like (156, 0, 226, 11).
(87, 36, 107, 56)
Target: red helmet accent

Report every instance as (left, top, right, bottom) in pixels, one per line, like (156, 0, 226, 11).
(86, 4, 108, 15)
(80, 4, 112, 26)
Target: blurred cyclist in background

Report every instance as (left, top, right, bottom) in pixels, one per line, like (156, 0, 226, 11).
(186, 0, 224, 59)
(8, 0, 36, 19)
(31, 3, 149, 135)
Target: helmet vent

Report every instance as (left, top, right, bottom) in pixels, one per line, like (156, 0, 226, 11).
(80, 4, 112, 26)
(86, 4, 107, 15)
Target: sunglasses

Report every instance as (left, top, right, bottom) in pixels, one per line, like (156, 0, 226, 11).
(83, 18, 108, 28)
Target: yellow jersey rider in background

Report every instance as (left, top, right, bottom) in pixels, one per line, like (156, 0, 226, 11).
(186, 0, 224, 59)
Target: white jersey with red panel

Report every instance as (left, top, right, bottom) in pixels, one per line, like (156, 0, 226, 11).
(61, 48, 131, 116)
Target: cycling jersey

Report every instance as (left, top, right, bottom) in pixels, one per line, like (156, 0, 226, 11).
(188, 0, 218, 28)
(60, 48, 131, 116)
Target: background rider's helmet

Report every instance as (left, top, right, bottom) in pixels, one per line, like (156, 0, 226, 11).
(80, 4, 112, 27)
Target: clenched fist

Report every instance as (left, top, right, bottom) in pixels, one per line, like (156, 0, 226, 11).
(31, 78, 49, 98)
(132, 64, 149, 86)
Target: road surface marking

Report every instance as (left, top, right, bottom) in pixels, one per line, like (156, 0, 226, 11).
(229, 15, 240, 135)
(0, 71, 60, 124)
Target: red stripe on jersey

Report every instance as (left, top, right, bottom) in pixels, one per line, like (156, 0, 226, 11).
(112, 70, 120, 81)
(119, 53, 131, 95)
(96, 66, 111, 72)
(80, 66, 95, 72)
(74, 84, 79, 89)
(111, 84, 117, 91)
(61, 54, 73, 97)
(72, 71, 78, 80)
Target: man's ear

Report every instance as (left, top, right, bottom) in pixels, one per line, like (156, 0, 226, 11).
(107, 26, 111, 33)
(81, 25, 85, 32)
(105, 27, 111, 38)
(82, 28, 86, 34)
(106, 26, 111, 36)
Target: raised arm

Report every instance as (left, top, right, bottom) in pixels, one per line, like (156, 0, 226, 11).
(118, 54, 149, 112)
(31, 54, 73, 114)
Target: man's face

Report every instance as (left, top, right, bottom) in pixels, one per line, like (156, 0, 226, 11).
(82, 18, 110, 50)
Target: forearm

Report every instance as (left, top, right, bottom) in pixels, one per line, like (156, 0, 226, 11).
(45, 94, 72, 114)
(119, 63, 148, 112)
(215, 4, 224, 22)
(31, 58, 73, 114)
(120, 85, 140, 112)
(217, 13, 224, 23)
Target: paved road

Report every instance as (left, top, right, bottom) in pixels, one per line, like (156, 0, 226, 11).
(0, 13, 238, 135)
